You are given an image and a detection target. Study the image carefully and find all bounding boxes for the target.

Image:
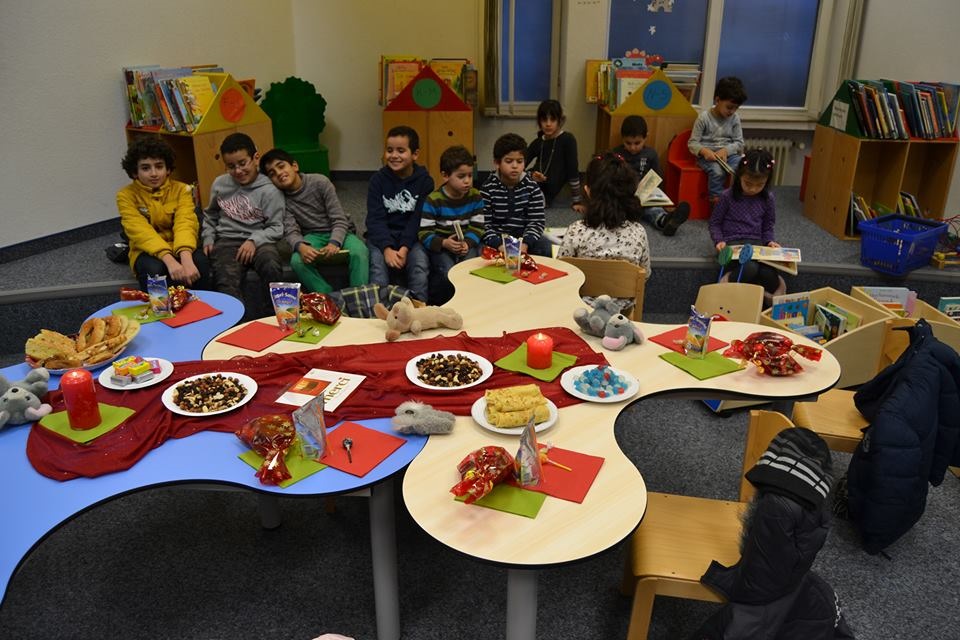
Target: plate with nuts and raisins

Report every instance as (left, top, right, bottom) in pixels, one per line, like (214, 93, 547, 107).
(405, 350, 493, 390)
(161, 372, 258, 417)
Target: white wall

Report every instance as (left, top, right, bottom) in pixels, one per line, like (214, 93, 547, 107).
(0, 0, 295, 248)
(856, 0, 960, 214)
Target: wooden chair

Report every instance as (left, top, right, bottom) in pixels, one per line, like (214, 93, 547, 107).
(694, 282, 765, 323)
(621, 410, 795, 640)
(665, 129, 710, 220)
(559, 256, 647, 320)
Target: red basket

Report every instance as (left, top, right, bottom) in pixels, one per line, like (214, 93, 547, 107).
(858, 214, 947, 276)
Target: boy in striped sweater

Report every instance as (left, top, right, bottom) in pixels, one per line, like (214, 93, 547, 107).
(419, 145, 485, 303)
(480, 133, 551, 257)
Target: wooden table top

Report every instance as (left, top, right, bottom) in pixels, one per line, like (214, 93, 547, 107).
(204, 257, 841, 568)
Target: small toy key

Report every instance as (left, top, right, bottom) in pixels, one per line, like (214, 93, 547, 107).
(342, 437, 353, 463)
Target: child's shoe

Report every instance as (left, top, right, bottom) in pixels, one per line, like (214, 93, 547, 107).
(661, 202, 690, 236)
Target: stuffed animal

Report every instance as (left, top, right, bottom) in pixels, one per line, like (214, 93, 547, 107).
(0, 368, 53, 429)
(391, 400, 456, 435)
(601, 314, 645, 351)
(373, 296, 463, 341)
(573, 295, 621, 338)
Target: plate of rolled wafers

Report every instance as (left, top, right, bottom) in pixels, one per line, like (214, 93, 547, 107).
(24, 315, 141, 373)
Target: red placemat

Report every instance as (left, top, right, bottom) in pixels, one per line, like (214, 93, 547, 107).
(215, 321, 291, 351)
(514, 264, 568, 285)
(320, 421, 405, 477)
(648, 326, 728, 354)
(509, 446, 604, 503)
(161, 300, 223, 327)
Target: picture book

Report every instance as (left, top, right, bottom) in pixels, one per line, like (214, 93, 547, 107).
(771, 292, 810, 323)
(634, 170, 673, 206)
(178, 75, 216, 123)
(429, 58, 469, 96)
(859, 286, 917, 315)
(380, 56, 424, 105)
(824, 301, 862, 330)
(814, 304, 846, 341)
(937, 296, 960, 321)
(715, 157, 735, 175)
(276, 368, 365, 411)
(313, 249, 351, 266)
(729, 245, 801, 275)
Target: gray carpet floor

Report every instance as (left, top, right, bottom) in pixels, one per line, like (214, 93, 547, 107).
(1, 181, 959, 639)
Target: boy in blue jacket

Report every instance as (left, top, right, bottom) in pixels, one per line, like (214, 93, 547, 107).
(365, 126, 435, 302)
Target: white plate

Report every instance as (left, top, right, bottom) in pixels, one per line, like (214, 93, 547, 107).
(560, 365, 640, 403)
(471, 397, 559, 435)
(161, 372, 258, 417)
(98, 358, 174, 391)
(405, 350, 494, 391)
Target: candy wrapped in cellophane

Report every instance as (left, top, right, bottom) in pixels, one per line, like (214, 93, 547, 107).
(450, 446, 516, 504)
(723, 331, 823, 376)
(236, 414, 297, 485)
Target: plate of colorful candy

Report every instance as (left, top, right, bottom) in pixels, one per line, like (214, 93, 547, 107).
(98, 356, 174, 391)
(560, 365, 639, 403)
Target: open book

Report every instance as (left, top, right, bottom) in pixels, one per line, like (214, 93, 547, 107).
(715, 157, 735, 175)
(729, 245, 801, 275)
(634, 170, 674, 207)
(313, 249, 351, 265)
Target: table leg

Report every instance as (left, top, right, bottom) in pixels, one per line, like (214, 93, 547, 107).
(370, 478, 400, 640)
(258, 494, 281, 530)
(770, 398, 795, 417)
(506, 568, 538, 640)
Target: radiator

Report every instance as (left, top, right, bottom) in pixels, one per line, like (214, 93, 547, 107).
(743, 138, 793, 185)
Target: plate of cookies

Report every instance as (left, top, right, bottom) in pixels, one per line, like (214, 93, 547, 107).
(405, 350, 493, 390)
(470, 384, 558, 435)
(24, 315, 141, 373)
(161, 372, 257, 417)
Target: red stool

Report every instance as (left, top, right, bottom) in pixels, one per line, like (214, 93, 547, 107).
(666, 130, 711, 220)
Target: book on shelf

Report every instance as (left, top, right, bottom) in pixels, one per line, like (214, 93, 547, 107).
(814, 304, 847, 341)
(614, 69, 652, 109)
(859, 286, 917, 316)
(275, 368, 365, 411)
(177, 75, 216, 125)
(787, 322, 826, 344)
(771, 292, 810, 323)
(380, 56, 425, 106)
(937, 296, 960, 321)
(729, 245, 801, 275)
(634, 170, 673, 207)
(122, 65, 222, 133)
(829, 79, 960, 139)
(823, 301, 862, 330)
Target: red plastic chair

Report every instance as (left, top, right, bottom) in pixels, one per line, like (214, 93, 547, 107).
(666, 130, 711, 220)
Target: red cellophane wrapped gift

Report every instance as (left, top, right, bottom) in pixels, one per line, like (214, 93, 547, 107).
(723, 331, 822, 376)
(235, 414, 296, 485)
(450, 446, 516, 504)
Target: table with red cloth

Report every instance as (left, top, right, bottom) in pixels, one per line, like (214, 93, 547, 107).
(27, 327, 605, 481)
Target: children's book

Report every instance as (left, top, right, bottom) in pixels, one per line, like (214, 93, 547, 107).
(429, 58, 469, 97)
(634, 170, 674, 207)
(860, 286, 917, 316)
(729, 245, 801, 275)
(715, 157, 735, 175)
(771, 292, 810, 323)
(814, 304, 847, 341)
(937, 296, 960, 321)
(276, 368, 365, 411)
(824, 301, 862, 330)
(313, 249, 351, 265)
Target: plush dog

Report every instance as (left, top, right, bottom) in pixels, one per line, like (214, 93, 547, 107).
(573, 294, 621, 338)
(0, 368, 53, 429)
(601, 314, 644, 351)
(391, 401, 456, 435)
(373, 296, 463, 342)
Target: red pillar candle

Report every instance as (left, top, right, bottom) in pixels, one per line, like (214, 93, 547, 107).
(60, 369, 102, 429)
(526, 332, 554, 369)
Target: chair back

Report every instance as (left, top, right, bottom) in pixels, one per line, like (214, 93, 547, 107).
(739, 410, 797, 502)
(694, 282, 764, 323)
(668, 129, 694, 164)
(559, 256, 646, 320)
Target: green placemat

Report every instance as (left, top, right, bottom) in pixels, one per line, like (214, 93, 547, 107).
(282, 319, 339, 345)
(495, 343, 578, 382)
(455, 483, 546, 518)
(239, 447, 328, 488)
(659, 351, 745, 380)
(39, 404, 135, 444)
(112, 304, 165, 324)
(470, 266, 518, 284)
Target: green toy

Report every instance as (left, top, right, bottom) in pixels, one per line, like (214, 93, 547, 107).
(260, 76, 329, 176)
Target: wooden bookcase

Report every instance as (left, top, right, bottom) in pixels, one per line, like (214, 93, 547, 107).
(804, 83, 958, 239)
(125, 73, 274, 209)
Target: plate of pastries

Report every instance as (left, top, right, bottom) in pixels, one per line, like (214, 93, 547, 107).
(25, 315, 141, 372)
(470, 384, 558, 435)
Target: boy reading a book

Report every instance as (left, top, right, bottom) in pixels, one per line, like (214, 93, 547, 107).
(260, 148, 369, 293)
(480, 133, 551, 256)
(365, 125, 434, 302)
(688, 76, 747, 205)
(419, 145, 485, 304)
(202, 133, 284, 316)
(612, 115, 690, 236)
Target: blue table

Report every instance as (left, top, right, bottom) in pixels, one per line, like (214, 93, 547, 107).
(1, 292, 426, 640)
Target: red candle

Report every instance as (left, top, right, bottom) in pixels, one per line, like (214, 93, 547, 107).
(526, 332, 554, 369)
(60, 369, 102, 429)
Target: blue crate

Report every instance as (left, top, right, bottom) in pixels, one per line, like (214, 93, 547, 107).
(858, 214, 947, 276)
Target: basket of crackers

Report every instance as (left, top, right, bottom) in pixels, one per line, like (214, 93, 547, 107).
(25, 315, 141, 370)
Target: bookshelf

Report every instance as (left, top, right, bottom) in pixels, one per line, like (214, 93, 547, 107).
(125, 73, 273, 209)
(804, 80, 958, 240)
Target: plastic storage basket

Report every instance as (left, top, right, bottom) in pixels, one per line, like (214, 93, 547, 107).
(858, 214, 947, 276)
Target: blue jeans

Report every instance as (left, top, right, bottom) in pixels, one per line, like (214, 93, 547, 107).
(640, 206, 666, 228)
(367, 242, 429, 302)
(429, 246, 479, 304)
(698, 154, 742, 198)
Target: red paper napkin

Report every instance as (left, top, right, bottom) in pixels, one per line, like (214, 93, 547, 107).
(161, 300, 223, 328)
(215, 321, 291, 351)
(321, 421, 406, 477)
(648, 326, 728, 354)
(510, 446, 605, 503)
(514, 264, 568, 285)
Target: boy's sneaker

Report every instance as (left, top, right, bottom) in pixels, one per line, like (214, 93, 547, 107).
(661, 202, 690, 236)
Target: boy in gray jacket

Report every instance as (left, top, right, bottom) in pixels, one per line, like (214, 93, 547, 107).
(202, 133, 284, 313)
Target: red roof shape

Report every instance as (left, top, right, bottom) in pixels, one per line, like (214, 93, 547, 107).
(385, 65, 471, 112)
